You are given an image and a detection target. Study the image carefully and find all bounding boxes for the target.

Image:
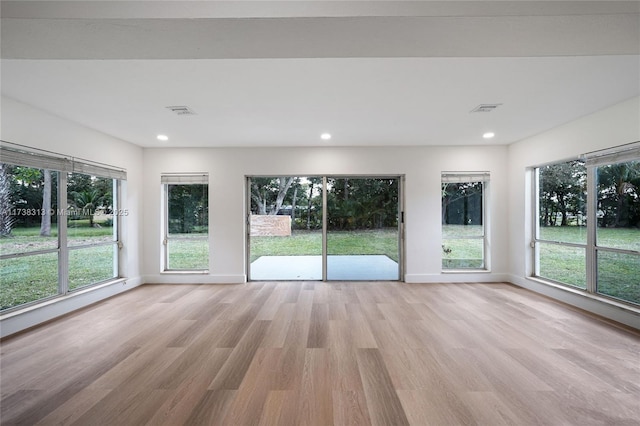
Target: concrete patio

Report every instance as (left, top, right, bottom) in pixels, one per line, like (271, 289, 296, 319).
(250, 255, 399, 280)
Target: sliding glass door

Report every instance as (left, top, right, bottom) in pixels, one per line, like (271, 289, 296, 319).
(248, 177, 323, 280)
(326, 177, 400, 280)
(248, 176, 402, 281)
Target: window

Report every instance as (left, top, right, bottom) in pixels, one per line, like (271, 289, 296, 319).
(535, 160, 587, 288)
(162, 174, 209, 271)
(534, 143, 640, 306)
(441, 173, 488, 270)
(67, 173, 119, 290)
(594, 159, 640, 304)
(0, 143, 125, 312)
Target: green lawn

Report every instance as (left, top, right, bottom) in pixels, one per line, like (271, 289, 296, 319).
(537, 226, 639, 304)
(2, 223, 637, 311)
(249, 228, 399, 262)
(442, 225, 484, 269)
(539, 225, 640, 251)
(0, 221, 117, 310)
(167, 237, 209, 270)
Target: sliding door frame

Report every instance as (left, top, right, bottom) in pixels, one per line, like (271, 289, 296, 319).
(246, 174, 404, 282)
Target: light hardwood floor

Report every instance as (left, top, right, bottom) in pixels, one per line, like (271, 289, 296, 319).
(1, 282, 639, 425)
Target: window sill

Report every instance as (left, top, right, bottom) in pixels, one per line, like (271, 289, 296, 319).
(442, 269, 490, 274)
(0, 278, 127, 320)
(161, 270, 209, 275)
(527, 276, 640, 315)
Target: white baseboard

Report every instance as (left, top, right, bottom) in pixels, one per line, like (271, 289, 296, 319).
(404, 273, 510, 283)
(0, 276, 144, 339)
(508, 274, 640, 330)
(143, 274, 247, 284)
(4, 273, 636, 338)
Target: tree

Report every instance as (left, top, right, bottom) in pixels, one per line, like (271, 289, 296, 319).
(539, 161, 586, 227)
(39, 170, 52, 236)
(290, 178, 299, 223)
(0, 164, 15, 237)
(442, 182, 483, 226)
(167, 184, 208, 234)
(327, 178, 398, 230)
(597, 161, 640, 228)
(306, 178, 322, 230)
(71, 188, 103, 227)
(10, 167, 44, 227)
(250, 177, 295, 215)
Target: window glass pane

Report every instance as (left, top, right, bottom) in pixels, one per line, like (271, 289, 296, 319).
(596, 161, 640, 251)
(68, 245, 117, 291)
(442, 238, 483, 269)
(538, 160, 587, 243)
(0, 165, 58, 254)
(442, 182, 483, 232)
(596, 251, 640, 305)
(166, 183, 209, 270)
(67, 174, 116, 246)
(442, 180, 485, 270)
(167, 184, 208, 236)
(326, 177, 399, 280)
(537, 243, 586, 289)
(0, 252, 58, 310)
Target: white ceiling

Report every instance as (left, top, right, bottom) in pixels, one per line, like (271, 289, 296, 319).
(1, 1, 639, 148)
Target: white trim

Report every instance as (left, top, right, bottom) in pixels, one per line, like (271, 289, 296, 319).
(0, 277, 143, 338)
(509, 274, 640, 329)
(404, 273, 509, 283)
(143, 274, 246, 284)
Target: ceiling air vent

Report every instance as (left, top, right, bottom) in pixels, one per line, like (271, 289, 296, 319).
(165, 106, 197, 115)
(470, 104, 502, 113)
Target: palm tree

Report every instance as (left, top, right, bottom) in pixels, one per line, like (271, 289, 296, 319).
(0, 164, 14, 237)
(71, 188, 103, 227)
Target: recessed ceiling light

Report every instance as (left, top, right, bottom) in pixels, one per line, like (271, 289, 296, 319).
(157, 134, 169, 141)
(321, 133, 332, 141)
(483, 132, 495, 139)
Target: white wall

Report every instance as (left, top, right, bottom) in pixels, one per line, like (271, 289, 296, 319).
(142, 145, 510, 283)
(0, 96, 145, 337)
(507, 96, 640, 328)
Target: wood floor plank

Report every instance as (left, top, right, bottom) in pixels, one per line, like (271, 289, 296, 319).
(457, 391, 522, 426)
(260, 302, 296, 348)
(296, 348, 333, 426)
(1, 281, 638, 425)
(145, 350, 232, 424)
(1, 344, 139, 424)
(328, 321, 366, 392)
(225, 348, 280, 425)
(258, 390, 289, 426)
(34, 388, 112, 426)
(332, 390, 372, 426)
(184, 389, 236, 426)
(307, 303, 329, 348)
(356, 348, 410, 426)
(208, 320, 271, 390)
(396, 389, 477, 426)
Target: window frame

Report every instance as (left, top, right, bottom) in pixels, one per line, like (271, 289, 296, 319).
(532, 160, 588, 289)
(441, 172, 489, 271)
(66, 174, 121, 292)
(532, 142, 640, 306)
(161, 173, 209, 273)
(0, 142, 126, 313)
